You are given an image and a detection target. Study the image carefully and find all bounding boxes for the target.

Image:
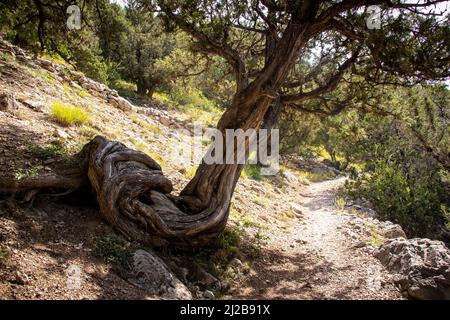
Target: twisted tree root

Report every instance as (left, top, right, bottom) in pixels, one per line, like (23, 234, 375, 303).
(1, 136, 230, 248)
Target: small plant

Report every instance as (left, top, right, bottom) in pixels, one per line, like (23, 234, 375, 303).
(14, 167, 40, 180)
(184, 166, 197, 179)
(303, 170, 336, 182)
(0, 247, 11, 266)
(29, 141, 65, 158)
(50, 102, 89, 126)
(1, 51, 15, 63)
(243, 164, 262, 181)
(335, 196, 346, 211)
(217, 227, 242, 253)
(93, 232, 136, 270)
(131, 114, 161, 134)
(250, 230, 269, 255)
(253, 196, 268, 208)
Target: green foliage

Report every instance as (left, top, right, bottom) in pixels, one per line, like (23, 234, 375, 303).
(14, 167, 39, 180)
(170, 86, 216, 113)
(243, 164, 261, 181)
(93, 232, 135, 270)
(29, 141, 65, 158)
(345, 161, 448, 238)
(50, 102, 89, 126)
(250, 230, 269, 256)
(217, 227, 242, 254)
(0, 246, 11, 266)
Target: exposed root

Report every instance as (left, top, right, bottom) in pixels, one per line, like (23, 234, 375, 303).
(0, 136, 230, 248)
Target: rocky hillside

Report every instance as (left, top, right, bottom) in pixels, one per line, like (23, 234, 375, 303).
(0, 39, 449, 300)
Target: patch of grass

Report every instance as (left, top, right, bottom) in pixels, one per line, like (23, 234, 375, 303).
(29, 68, 57, 84)
(50, 102, 89, 126)
(0, 247, 11, 266)
(243, 164, 262, 181)
(183, 166, 197, 179)
(217, 227, 242, 254)
(367, 224, 384, 248)
(29, 141, 65, 158)
(230, 206, 259, 228)
(14, 167, 40, 180)
(130, 114, 162, 134)
(129, 138, 167, 168)
(112, 80, 140, 99)
(278, 209, 296, 223)
(0, 51, 15, 63)
(39, 52, 71, 67)
(249, 230, 269, 256)
(153, 89, 222, 127)
(79, 125, 99, 139)
(253, 196, 268, 208)
(335, 196, 346, 211)
(300, 170, 336, 183)
(93, 231, 136, 270)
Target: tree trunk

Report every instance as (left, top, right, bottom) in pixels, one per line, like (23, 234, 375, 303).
(2, 92, 274, 249)
(136, 78, 148, 96)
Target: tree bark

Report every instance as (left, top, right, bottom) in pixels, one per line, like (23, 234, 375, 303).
(1, 91, 274, 249)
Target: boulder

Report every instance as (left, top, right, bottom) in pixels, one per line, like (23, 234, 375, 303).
(54, 128, 69, 139)
(375, 238, 450, 300)
(131, 250, 192, 300)
(291, 203, 303, 217)
(281, 170, 297, 183)
(0, 92, 20, 111)
(108, 95, 133, 111)
(381, 223, 407, 239)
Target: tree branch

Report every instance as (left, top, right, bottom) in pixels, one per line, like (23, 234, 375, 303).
(280, 49, 360, 104)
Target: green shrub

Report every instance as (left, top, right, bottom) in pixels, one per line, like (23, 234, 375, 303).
(29, 141, 65, 158)
(50, 102, 89, 126)
(217, 227, 242, 253)
(93, 232, 135, 270)
(345, 161, 447, 238)
(14, 167, 40, 180)
(243, 164, 262, 181)
(170, 86, 216, 113)
(0, 247, 11, 266)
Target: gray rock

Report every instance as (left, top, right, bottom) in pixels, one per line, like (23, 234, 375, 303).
(0, 92, 20, 111)
(291, 203, 303, 217)
(375, 238, 450, 300)
(131, 250, 192, 300)
(382, 223, 407, 239)
(54, 128, 69, 139)
(108, 96, 133, 111)
(203, 290, 215, 299)
(281, 170, 297, 183)
(21, 100, 45, 110)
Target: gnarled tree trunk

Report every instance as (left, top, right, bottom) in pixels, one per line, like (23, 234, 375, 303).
(1, 94, 275, 249)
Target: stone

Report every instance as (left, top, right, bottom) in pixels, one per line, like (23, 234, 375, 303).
(382, 223, 407, 239)
(15, 271, 30, 285)
(281, 170, 297, 183)
(21, 100, 45, 110)
(108, 96, 133, 111)
(375, 238, 450, 300)
(203, 290, 215, 299)
(159, 116, 171, 126)
(54, 128, 69, 139)
(291, 203, 303, 217)
(182, 260, 220, 289)
(131, 250, 192, 300)
(0, 92, 20, 111)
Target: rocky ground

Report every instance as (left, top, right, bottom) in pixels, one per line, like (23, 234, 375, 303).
(228, 178, 403, 299)
(1, 39, 449, 300)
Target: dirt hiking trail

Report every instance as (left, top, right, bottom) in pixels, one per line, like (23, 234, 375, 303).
(229, 177, 403, 300)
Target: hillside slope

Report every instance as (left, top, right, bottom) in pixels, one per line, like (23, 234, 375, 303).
(1, 39, 447, 300)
